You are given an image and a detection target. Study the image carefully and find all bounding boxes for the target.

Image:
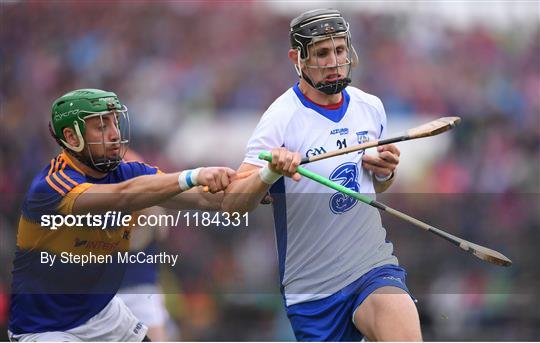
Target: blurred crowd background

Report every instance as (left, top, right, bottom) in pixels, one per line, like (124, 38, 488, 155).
(1, 1, 538, 341)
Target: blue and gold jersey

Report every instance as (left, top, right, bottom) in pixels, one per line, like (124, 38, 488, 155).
(9, 151, 159, 335)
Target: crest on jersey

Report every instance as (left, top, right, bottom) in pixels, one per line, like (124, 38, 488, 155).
(329, 162, 360, 214)
(356, 131, 369, 144)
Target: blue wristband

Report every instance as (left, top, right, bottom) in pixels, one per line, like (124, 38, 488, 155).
(186, 170, 194, 188)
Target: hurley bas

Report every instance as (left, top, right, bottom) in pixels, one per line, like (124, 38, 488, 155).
(40, 251, 179, 267)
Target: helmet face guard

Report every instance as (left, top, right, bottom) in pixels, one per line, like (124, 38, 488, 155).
(50, 89, 130, 173)
(82, 107, 130, 173)
(290, 9, 358, 95)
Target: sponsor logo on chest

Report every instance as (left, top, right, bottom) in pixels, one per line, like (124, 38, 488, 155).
(330, 128, 349, 135)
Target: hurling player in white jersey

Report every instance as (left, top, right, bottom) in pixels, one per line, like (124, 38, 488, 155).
(223, 9, 421, 341)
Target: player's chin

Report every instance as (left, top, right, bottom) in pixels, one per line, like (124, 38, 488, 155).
(103, 150, 120, 160)
(107, 147, 121, 157)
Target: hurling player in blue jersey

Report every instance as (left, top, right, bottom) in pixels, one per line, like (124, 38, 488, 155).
(223, 9, 421, 341)
(8, 89, 235, 341)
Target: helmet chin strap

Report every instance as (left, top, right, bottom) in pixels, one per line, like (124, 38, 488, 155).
(90, 156, 122, 173)
(296, 49, 351, 96)
(301, 71, 351, 95)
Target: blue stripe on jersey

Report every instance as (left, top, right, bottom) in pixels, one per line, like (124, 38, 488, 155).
(269, 177, 287, 295)
(292, 83, 350, 123)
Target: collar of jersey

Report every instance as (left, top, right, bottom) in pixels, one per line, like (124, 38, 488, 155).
(60, 151, 86, 175)
(293, 83, 350, 123)
(60, 150, 115, 182)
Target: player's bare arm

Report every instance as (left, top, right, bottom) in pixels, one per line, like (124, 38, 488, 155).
(161, 185, 225, 210)
(123, 149, 230, 211)
(362, 144, 400, 193)
(222, 163, 270, 213)
(72, 167, 235, 214)
(222, 148, 301, 213)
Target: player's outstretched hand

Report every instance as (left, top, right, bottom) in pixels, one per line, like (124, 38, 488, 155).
(269, 147, 302, 181)
(197, 167, 236, 193)
(361, 144, 400, 179)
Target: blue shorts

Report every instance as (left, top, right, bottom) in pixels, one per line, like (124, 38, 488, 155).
(286, 264, 411, 341)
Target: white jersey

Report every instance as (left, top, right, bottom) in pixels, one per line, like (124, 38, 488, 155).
(244, 84, 398, 306)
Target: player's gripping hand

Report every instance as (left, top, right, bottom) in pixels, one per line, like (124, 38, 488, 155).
(361, 144, 400, 179)
(197, 167, 237, 193)
(269, 147, 302, 182)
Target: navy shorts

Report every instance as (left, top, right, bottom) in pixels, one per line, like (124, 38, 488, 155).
(286, 264, 411, 341)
